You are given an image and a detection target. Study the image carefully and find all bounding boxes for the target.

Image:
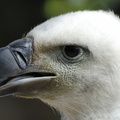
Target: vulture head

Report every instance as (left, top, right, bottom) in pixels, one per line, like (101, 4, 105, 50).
(0, 10, 120, 120)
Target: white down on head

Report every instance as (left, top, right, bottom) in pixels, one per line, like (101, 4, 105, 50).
(26, 10, 120, 120)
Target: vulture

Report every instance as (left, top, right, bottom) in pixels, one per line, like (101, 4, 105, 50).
(0, 10, 120, 120)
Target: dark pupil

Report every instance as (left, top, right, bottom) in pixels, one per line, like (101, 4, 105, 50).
(64, 46, 80, 57)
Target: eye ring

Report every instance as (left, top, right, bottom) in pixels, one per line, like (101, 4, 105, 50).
(62, 45, 84, 62)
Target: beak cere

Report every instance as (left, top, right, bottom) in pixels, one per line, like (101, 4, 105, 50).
(0, 38, 56, 98)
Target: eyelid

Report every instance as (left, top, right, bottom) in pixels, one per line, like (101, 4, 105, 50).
(60, 44, 88, 50)
(60, 45, 89, 53)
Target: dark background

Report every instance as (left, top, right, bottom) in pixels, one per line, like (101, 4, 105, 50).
(0, 0, 120, 120)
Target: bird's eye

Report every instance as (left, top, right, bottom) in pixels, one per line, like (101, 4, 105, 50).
(62, 45, 84, 62)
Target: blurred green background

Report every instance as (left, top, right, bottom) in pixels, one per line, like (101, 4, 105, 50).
(0, 0, 120, 120)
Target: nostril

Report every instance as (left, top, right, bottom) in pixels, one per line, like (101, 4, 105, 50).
(9, 38, 33, 70)
(13, 51, 27, 69)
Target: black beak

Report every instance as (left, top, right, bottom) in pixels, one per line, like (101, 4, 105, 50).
(0, 38, 56, 98)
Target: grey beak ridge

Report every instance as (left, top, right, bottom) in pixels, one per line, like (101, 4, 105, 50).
(0, 38, 33, 86)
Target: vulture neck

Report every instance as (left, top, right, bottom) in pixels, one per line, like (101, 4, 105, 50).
(59, 100, 120, 120)
(48, 93, 120, 120)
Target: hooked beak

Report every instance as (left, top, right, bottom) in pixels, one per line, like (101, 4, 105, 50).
(0, 38, 56, 98)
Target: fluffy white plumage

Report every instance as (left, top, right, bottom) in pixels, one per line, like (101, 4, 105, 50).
(25, 10, 120, 120)
(1, 10, 120, 120)
(27, 11, 120, 120)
